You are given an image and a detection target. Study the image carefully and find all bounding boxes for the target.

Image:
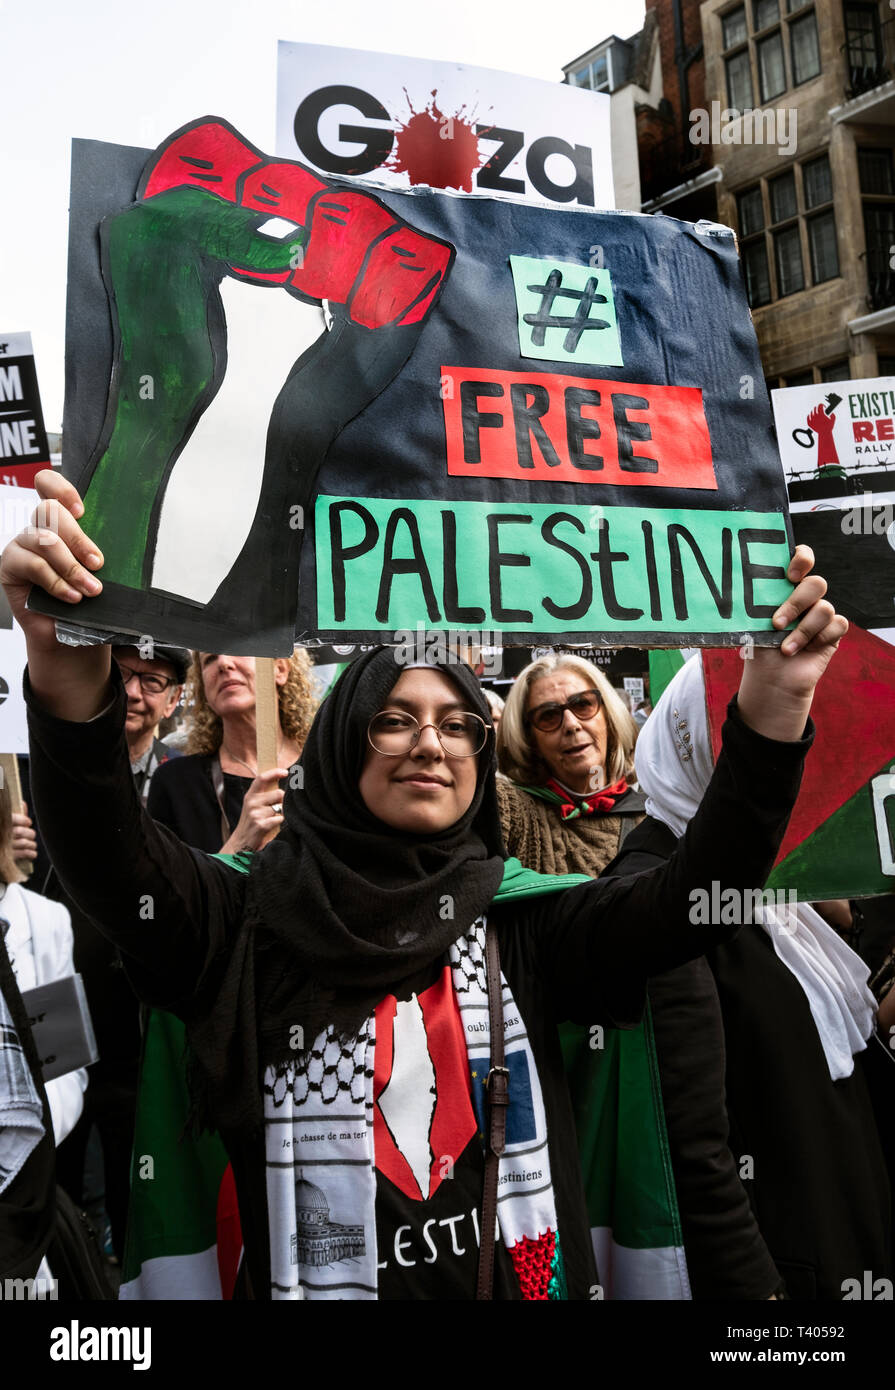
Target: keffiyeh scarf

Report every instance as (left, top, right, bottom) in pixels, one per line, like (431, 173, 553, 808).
(263, 917, 565, 1301)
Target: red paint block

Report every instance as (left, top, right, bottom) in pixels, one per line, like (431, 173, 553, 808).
(442, 366, 716, 489)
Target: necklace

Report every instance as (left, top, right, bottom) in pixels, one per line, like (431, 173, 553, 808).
(220, 738, 288, 777)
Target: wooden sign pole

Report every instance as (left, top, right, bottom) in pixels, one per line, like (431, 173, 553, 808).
(254, 658, 280, 773)
(0, 753, 32, 879)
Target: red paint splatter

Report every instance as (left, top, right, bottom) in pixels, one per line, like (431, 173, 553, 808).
(386, 89, 488, 192)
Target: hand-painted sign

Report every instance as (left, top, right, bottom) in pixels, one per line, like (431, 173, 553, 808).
(0, 333, 51, 488)
(703, 626, 895, 899)
(30, 118, 793, 654)
(276, 43, 613, 209)
(772, 377, 895, 638)
(773, 376, 895, 491)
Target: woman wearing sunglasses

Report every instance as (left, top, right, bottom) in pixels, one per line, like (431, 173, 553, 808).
(2, 471, 846, 1301)
(497, 659, 643, 871)
(497, 656, 785, 1302)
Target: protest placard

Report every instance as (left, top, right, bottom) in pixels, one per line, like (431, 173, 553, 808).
(276, 42, 614, 209)
(0, 332, 51, 489)
(29, 116, 793, 654)
(772, 375, 895, 636)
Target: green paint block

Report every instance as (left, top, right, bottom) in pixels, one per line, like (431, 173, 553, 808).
(509, 255, 623, 367)
(316, 494, 792, 637)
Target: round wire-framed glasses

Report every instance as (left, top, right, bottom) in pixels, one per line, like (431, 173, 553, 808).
(367, 710, 490, 758)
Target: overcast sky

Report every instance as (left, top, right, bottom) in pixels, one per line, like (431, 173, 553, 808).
(2, 0, 646, 429)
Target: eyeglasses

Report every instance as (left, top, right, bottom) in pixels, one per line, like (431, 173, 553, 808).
(526, 688, 602, 733)
(116, 663, 178, 696)
(367, 710, 490, 757)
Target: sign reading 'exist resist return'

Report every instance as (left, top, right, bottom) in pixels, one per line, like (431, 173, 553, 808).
(33, 118, 793, 654)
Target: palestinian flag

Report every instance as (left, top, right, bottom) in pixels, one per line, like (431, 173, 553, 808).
(648, 649, 686, 705)
(560, 1016, 689, 1299)
(119, 1008, 239, 1300)
(703, 624, 895, 900)
(497, 860, 690, 1299)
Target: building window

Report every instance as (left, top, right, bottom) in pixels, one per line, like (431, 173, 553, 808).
(724, 5, 749, 46)
(757, 32, 787, 99)
(738, 186, 765, 236)
(737, 187, 772, 305)
(769, 169, 803, 296)
(803, 154, 832, 206)
(721, 0, 821, 105)
(754, 0, 779, 29)
(878, 354, 895, 375)
(735, 153, 840, 305)
(844, 4, 886, 97)
(790, 12, 821, 84)
(769, 169, 798, 221)
(570, 53, 610, 92)
(858, 147, 893, 195)
(808, 212, 839, 282)
(859, 147, 895, 310)
(775, 225, 805, 295)
(803, 154, 838, 283)
(743, 240, 773, 305)
(863, 205, 895, 306)
(779, 363, 850, 385)
(727, 48, 755, 106)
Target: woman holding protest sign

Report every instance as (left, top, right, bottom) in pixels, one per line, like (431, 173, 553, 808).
(1, 469, 847, 1300)
(147, 648, 316, 857)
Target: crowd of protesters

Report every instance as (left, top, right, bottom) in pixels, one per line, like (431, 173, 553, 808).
(0, 469, 892, 1301)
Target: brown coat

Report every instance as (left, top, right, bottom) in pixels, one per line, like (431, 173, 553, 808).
(496, 776, 644, 877)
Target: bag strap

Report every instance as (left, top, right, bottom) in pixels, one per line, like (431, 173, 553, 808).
(476, 917, 508, 1301)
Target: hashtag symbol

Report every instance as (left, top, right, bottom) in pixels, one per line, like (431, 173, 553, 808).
(523, 268, 610, 352)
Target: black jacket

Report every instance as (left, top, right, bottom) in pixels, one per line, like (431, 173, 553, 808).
(25, 667, 813, 1299)
(607, 814, 893, 1301)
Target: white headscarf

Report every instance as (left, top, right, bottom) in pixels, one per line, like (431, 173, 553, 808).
(635, 654, 876, 1081)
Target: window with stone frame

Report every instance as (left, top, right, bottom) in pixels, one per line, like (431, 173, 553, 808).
(734, 153, 840, 306)
(843, 4, 886, 98)
(858, 146, 895, 312)
(737, 187, 772, 306)
(818, 359, 851, 382)
(803, 154, 839, 284)
(721, 0, 821, 108)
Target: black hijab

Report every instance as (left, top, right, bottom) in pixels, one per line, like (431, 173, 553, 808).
(186, 647, 506, 1136)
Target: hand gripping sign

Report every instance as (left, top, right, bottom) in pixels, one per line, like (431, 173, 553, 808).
(36, 118, 453, 653)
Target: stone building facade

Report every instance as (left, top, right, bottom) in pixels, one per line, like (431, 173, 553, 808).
(701, 0, 895, 387)
(566, 0, 895, 386)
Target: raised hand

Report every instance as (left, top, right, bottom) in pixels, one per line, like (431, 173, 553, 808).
(0, 469, 111, 719)
(738, 545, 847, 741)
